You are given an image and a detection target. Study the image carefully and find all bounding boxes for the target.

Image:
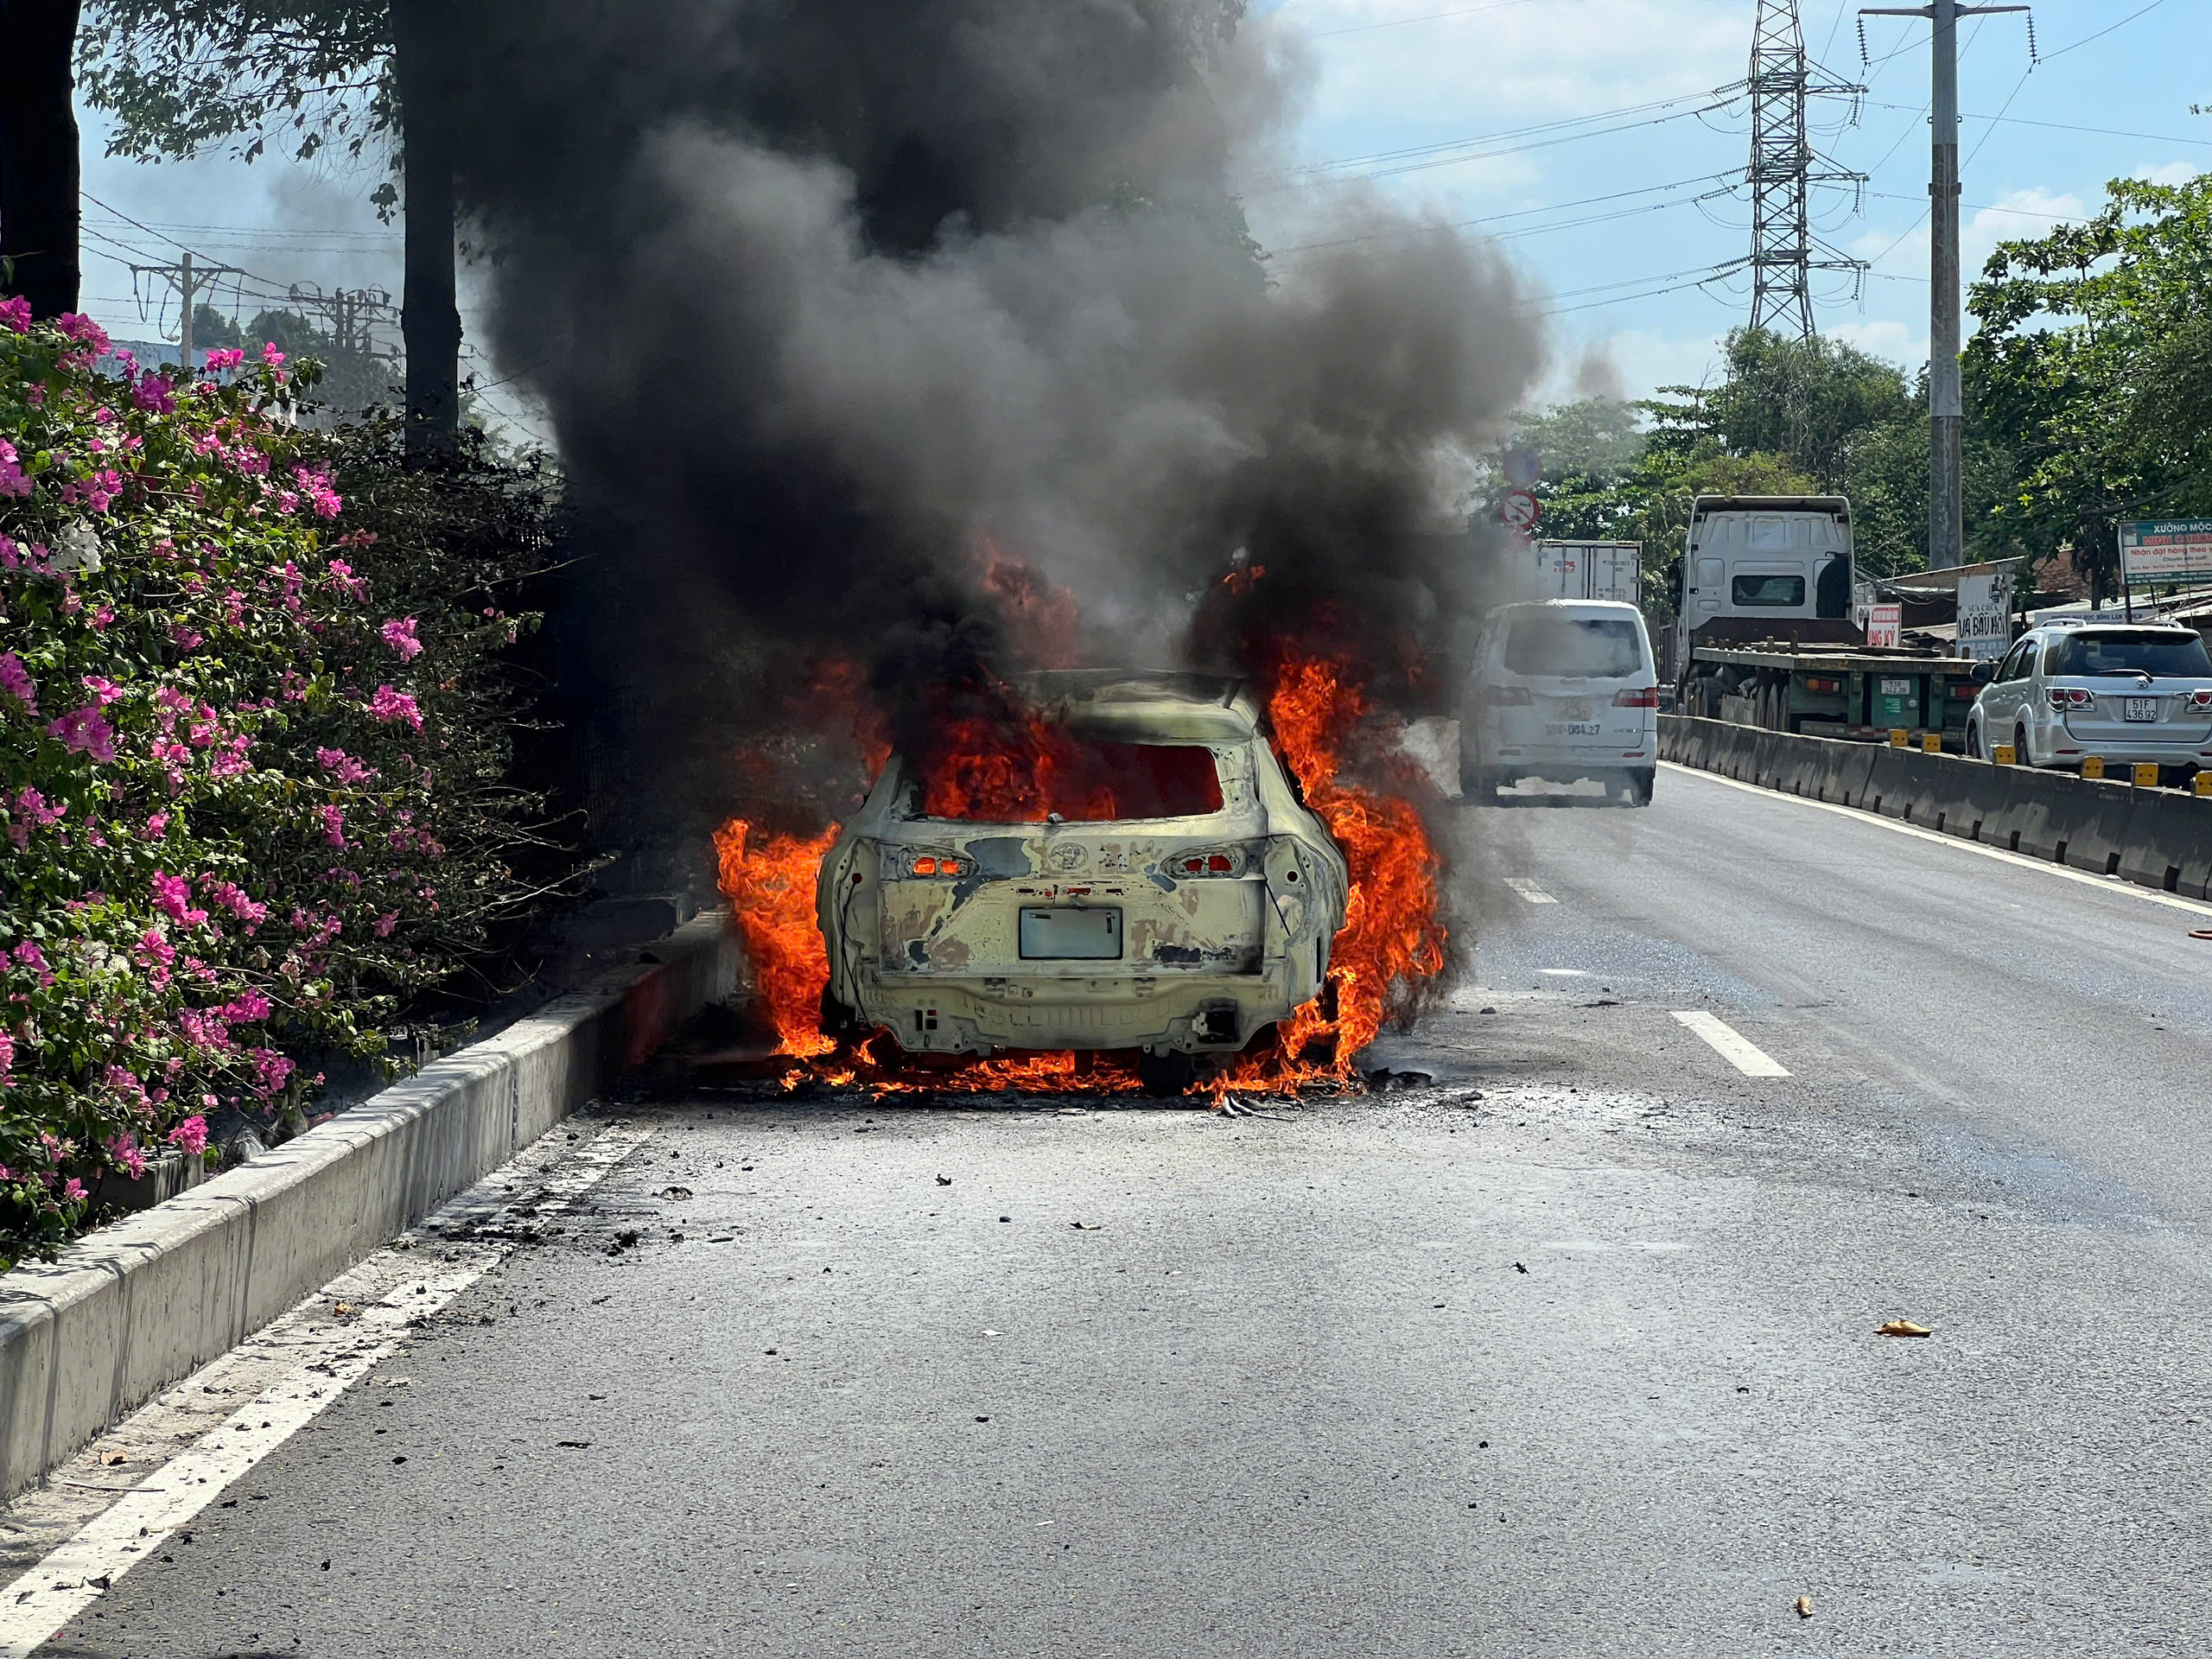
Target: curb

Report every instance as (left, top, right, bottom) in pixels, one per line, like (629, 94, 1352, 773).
(0, 911, 738, 1500)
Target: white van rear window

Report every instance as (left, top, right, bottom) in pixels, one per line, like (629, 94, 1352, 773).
(1503, 615, 1644, 677)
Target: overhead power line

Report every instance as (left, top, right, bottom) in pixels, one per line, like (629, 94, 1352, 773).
(1262, 82, 1748, 192)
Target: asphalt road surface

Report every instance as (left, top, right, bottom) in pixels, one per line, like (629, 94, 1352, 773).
(28, 763, 2212, 1657)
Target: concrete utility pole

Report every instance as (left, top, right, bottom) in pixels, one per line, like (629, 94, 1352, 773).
(131, 250, 241, 371)
(1748, 0, 1867, 339)
(1860, 0, 2029, 570)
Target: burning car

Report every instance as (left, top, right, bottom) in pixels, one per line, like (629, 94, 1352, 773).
(813, 671, 1349, 1088)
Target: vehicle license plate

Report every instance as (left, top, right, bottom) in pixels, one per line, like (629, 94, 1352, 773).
(1555, 697, 1592, 721)
(1018, 906, 1122, 960)
(2125, 696, 2159, 722)
(1546, 721, 1604, 737)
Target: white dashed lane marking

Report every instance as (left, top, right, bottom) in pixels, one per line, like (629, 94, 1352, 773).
(1504, 877, 1558, 905)
(1671, 1010, 1791, 1077)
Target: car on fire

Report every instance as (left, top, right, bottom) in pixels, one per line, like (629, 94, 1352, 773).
(813, 671, 1349, 1089)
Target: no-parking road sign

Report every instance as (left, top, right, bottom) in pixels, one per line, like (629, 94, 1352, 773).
(1499, 490, 1540, 533)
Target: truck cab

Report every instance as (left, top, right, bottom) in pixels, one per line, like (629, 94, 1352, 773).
(1673, 495, 1856, 701)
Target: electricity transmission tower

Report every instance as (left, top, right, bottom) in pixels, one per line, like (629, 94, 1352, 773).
(1747, 0, 1867, 338)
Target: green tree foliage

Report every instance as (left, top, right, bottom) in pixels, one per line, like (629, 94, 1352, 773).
(76, 2, 394, 200)
(1967, 171, 2212, 601)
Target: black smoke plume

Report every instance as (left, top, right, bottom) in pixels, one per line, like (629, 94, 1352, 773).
(436, 0, 1543, 881)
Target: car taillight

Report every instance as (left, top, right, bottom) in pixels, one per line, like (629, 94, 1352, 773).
(1612, 685, 1659, 708)
(2046, 688, 2093, 709)
(1171, 845, 1255, 878)
(1484, 685, 1534, 706)
(905, 852, 970, 877)
(2191, 690, 2212, 709)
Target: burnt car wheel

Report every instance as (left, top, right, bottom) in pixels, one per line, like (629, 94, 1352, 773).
(819, 986, 863, 1040)
(1136, 1049, 1198, 1096)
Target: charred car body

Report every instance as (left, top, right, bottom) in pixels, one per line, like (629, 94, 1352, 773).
(815, 671, 1348, 1075)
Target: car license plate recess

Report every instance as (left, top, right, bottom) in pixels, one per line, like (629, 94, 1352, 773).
(2125, 696, 2159, 722)
(1554, 696, 1592, 721)
(1018, 906, 1122, 960)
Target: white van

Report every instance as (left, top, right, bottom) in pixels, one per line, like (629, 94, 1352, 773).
(1461, 600, 1657, 806)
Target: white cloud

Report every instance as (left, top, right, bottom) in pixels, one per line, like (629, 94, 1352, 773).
(1828, 316, 1923, 372)
(1274, 0, 1744, 138)
(2131, 160, 2200, 188)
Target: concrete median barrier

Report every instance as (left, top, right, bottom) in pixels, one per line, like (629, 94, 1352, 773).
(2116, 790, 2212, 897)
(0, 911, 740, 1500)
(1662, 715, 2212, 900)
(1911, 754, 2024, 844)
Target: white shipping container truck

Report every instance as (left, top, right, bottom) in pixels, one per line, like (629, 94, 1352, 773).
(1530, 540, 1641, 603)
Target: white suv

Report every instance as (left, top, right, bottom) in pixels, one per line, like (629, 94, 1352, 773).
(1966, 622, 2212, 780)
(1461, 600, 1658, 806)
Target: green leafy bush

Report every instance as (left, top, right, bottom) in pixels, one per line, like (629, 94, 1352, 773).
(1, 299, 573, 1265)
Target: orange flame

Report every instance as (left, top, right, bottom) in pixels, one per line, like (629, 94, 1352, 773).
(1224, 651, 1449, 1091)
(711, 818, 841, 1058)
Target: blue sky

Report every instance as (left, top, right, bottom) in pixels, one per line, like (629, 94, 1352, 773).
(1247, 0, 2209, 404)
(71, 0, 2210, 427)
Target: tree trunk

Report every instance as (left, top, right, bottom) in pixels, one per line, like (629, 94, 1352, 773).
(391, 0, 460, 465)
(0, 0, 84, 320)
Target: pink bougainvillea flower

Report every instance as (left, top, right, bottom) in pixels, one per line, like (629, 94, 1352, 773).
(47, 705, 118, 761)
(150, 871, 210, 927)
(203, 347, 245, 372)
(0, 652, 35, 715)
(0, 294, 29, 334)
(131, 372, 176, 415)
(374, 912, 398, 938)
(0, 438, 32, 499)
(380, 617, 423, 662)
(80, 674, 124, 707)
(260, 340, 287, 367)
(62, 1179, 87, 1203)
(168, 1116, 210, 1155)
(367, 684, 423, 731)
(319, 804, 347, 848)
(293, 464, 342, 519)
(56, 313, 111, 352)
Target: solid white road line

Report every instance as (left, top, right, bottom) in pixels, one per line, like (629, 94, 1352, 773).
(1659, 761, 2212, 920)
(0, 1121, 657, 1659)
(1503, 877, 1558, 905)
(1671, 1010, 1791, 1077)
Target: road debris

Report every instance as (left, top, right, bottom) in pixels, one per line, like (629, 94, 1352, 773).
(1070, 1220, 1103, 1230)
(658, 1185, 693, 1201)
(95, 1448, 128, 1467)
(1513, 1262, 1529, 1274)
(1796, 1596, 1814, 1618)
(937, 1174, 953, 1185)
(1876, 1319, 1933, 1338)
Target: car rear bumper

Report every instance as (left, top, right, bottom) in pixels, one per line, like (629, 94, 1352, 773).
(847, 963, 1312, 1056)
